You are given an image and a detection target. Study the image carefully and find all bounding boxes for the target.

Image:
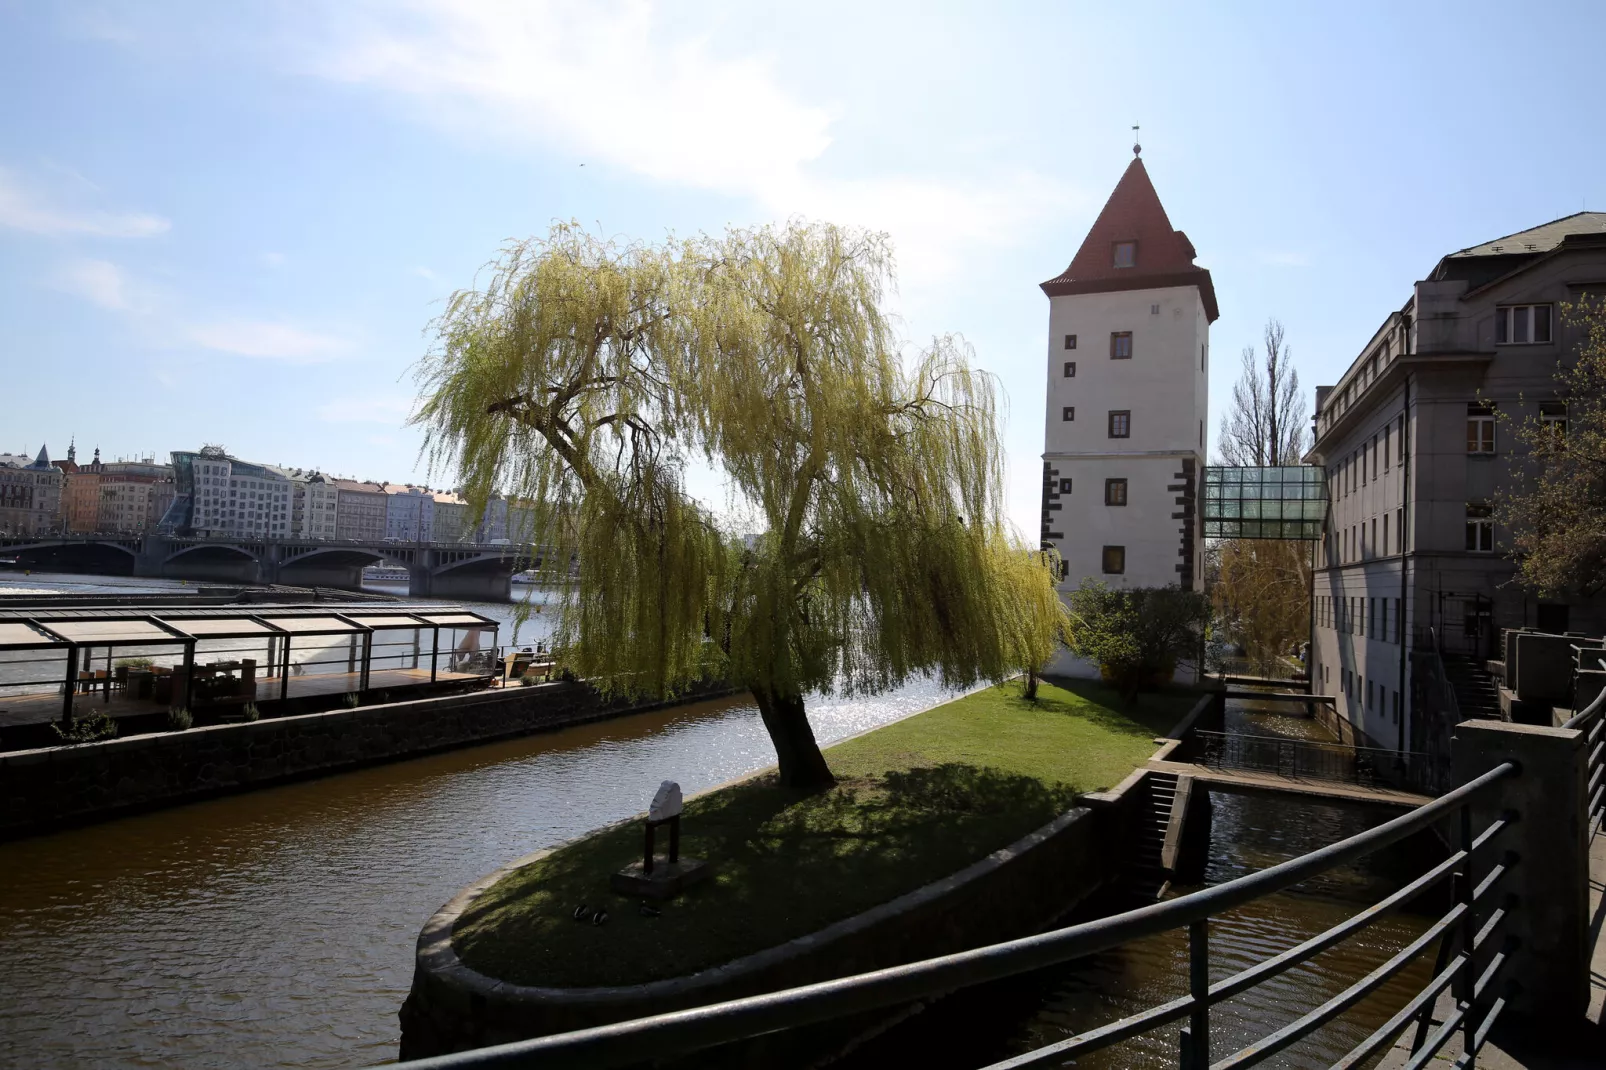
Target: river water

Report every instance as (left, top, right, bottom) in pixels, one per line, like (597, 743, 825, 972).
(0, 575, 1436, 1069)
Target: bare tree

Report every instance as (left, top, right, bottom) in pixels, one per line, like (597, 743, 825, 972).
(1212, 318, 1311, 675)
(1218, 319, 1307, 466)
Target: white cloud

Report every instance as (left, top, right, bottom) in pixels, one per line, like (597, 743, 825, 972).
(187, 321, 353, 362)
(56, 258, 134, 310)
(317, 395, 415, 424)
(0, 167, 170, 238)
(308, 1, 1080, 290)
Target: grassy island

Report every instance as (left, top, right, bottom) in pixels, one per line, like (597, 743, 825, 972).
(452, 679, 1197, 988)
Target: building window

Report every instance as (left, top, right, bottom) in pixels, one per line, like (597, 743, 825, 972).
(1540, 402, 1568, 439)
(1397, 507, 1405, 552)
(1059, 478, 1073, 494)
(1108, 410, 1131, 438)
(1064, 361, 1077, 378)
(1396, 415, 1405, 462)
(1383, 513, 1390, 556)
(1465, 503, 1494, 552)
(1495, 304, 1552, 345)
(1105, 478, 1128, 506)
(1109, 332, 1135, 360)
(1113, 241, 1136, 269)
(1384, 425, 1391, 471)
(1150, 303, 1160, 315)
(1064, 334, 1077, 350)
(1466, 403, 1496, 454)
(1101, 545, 1126, 574)
(1062, 406, 1076, 422)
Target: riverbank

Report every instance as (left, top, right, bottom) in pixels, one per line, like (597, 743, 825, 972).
(401, 679, 1202, 1058)
(0, 678, 735, 840)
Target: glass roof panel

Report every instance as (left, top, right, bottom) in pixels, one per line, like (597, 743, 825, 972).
(46, 619, 183, 644)
(174, 618, 278, 638)
(348, 615, 428, 629)
(418, 614, 495, 627)
(0, 621, 59, 648)
(258, 615, 361, 635)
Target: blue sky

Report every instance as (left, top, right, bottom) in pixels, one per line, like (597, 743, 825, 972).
(3, 1, 1604, 536)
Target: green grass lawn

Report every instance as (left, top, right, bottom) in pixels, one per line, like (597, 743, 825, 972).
(452, 678, 1197, 988)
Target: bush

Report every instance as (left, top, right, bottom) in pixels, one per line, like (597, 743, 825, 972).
(52, 713, 120, 745)
(166, 706, 193, 731)
(1065, 581, 1209, 703)
(518, 674, 537, 687)
(114, 657, 155, 670)
(342, 692, 359, 708)
(242, 702, 261, 722)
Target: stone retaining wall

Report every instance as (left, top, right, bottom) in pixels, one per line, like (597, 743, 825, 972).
(399, 779, 1148, 1061)
(0, 680, 735, 840)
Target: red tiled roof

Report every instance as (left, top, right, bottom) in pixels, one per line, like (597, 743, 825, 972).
(1040, 157, 1218, 322)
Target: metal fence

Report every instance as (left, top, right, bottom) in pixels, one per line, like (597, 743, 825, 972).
(1562, 655, 1606, 837)
(380, 764, 1520, 1070)
(1192, 729, 1446, 795)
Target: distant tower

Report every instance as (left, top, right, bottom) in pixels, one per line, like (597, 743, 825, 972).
(1039, 149, 1217, 603)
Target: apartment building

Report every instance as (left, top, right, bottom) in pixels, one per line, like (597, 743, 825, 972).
(96, 460, 175, 534)
(1307, 212, 1606, 752)
(332, 480, 388, 542)
(0, 446, 63, 535)
(289, 472, 338, 540)
(164, 447, 292, 538)
(384, 484, 436, 542)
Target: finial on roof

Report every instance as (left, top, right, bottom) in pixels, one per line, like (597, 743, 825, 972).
(1132, 123, 1141, 157)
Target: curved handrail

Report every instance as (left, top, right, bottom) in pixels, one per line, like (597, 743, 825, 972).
(1562, 655, 1606, 730)
(393, 762, 1516, 1070)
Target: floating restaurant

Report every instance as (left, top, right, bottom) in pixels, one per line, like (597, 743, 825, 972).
(0, 603, 500, 735)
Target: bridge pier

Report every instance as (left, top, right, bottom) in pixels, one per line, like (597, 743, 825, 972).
(423, 569, 513, 602)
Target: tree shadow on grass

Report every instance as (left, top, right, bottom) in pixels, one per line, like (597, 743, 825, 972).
(1036, 677, 1198, 738)
(453, 763, 1079, 988)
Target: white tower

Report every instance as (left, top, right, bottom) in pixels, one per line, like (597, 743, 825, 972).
(1039, 150, 1216, 604)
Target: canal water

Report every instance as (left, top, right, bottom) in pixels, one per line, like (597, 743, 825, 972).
(0, 575, 1436, 1069)
(841, 691, 1440, 1069)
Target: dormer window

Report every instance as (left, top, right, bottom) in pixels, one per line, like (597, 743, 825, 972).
(1113, 241, 1137, 269)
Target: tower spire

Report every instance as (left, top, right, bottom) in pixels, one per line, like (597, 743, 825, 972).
(1132, 123, 1141, 157)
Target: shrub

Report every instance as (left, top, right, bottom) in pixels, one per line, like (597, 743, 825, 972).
(343, 692, 359, 708)
(1065, 581, 1210, 703)
(52, 713, 120, 745)
(242, 702, 261, 722)
(166, 706, 193, 731)
(519, 674, 537, 687)
(114, 657, 155, 670)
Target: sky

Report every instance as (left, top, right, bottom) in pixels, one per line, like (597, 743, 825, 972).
(3, 1, 1604, 537)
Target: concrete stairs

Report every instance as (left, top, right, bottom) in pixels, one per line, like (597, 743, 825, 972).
(1127, 771, 1178, 900)
(1443, 654, 1501, 719)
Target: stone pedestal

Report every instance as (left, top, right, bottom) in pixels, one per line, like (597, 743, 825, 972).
(610, 856, 710, 899)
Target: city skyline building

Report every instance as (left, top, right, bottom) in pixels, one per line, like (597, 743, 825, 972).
(0, 445, 64, 535)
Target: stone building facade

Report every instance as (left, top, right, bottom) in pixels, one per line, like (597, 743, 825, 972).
(0, 446, 64, 535)
(1307, 212, 1606, 751)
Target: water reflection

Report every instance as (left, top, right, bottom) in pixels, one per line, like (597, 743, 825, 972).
(0, 569, 966, 1069)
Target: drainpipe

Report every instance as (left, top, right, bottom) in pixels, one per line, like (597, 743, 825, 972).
(1397, 359, 1412, 756)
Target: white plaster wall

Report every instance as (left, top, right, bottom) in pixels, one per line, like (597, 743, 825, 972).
(1043, 285, 1209, 458)
(1041, 283, 1208, 595)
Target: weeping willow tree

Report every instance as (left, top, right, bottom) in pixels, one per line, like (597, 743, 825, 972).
(414, 221, 1066, 789)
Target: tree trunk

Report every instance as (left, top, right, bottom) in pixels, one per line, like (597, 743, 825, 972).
(1023, 668, 1040, 702)
(751, 688, 836, 790)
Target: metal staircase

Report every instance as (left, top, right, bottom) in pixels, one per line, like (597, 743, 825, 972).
(1441, 654, 1501, 719)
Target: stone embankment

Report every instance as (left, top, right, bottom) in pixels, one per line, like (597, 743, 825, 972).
(0, 680, 735, 840)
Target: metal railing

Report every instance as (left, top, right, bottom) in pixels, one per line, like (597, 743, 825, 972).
(385, 763, 1520, 1070)
(1192, 729, 1445, 795)
(1563, 654, 1606, 837)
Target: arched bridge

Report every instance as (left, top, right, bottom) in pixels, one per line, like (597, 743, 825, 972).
(0, 534, 549, 602)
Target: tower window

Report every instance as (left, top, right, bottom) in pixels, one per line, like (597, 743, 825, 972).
(1063, 361, 1076, 378)
(1150, 304, 1160, 316)
(1062, 406, 1075, 422)
(1108, 410, 1131, 438)
(1113, 241, 1136, 269)
(1064, 334, 1077, 350)
(1059, 478, 1073, 494)
(1110, 332, 1133, 359)
(1104, 478, 1128, 506)
(1102, 545, 1126, 574)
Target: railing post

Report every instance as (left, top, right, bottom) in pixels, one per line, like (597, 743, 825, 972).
(1451, 720, 1589, 1024)
(1457, 803, 1478, 1063)
(1187, 919, 1209, 1068)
